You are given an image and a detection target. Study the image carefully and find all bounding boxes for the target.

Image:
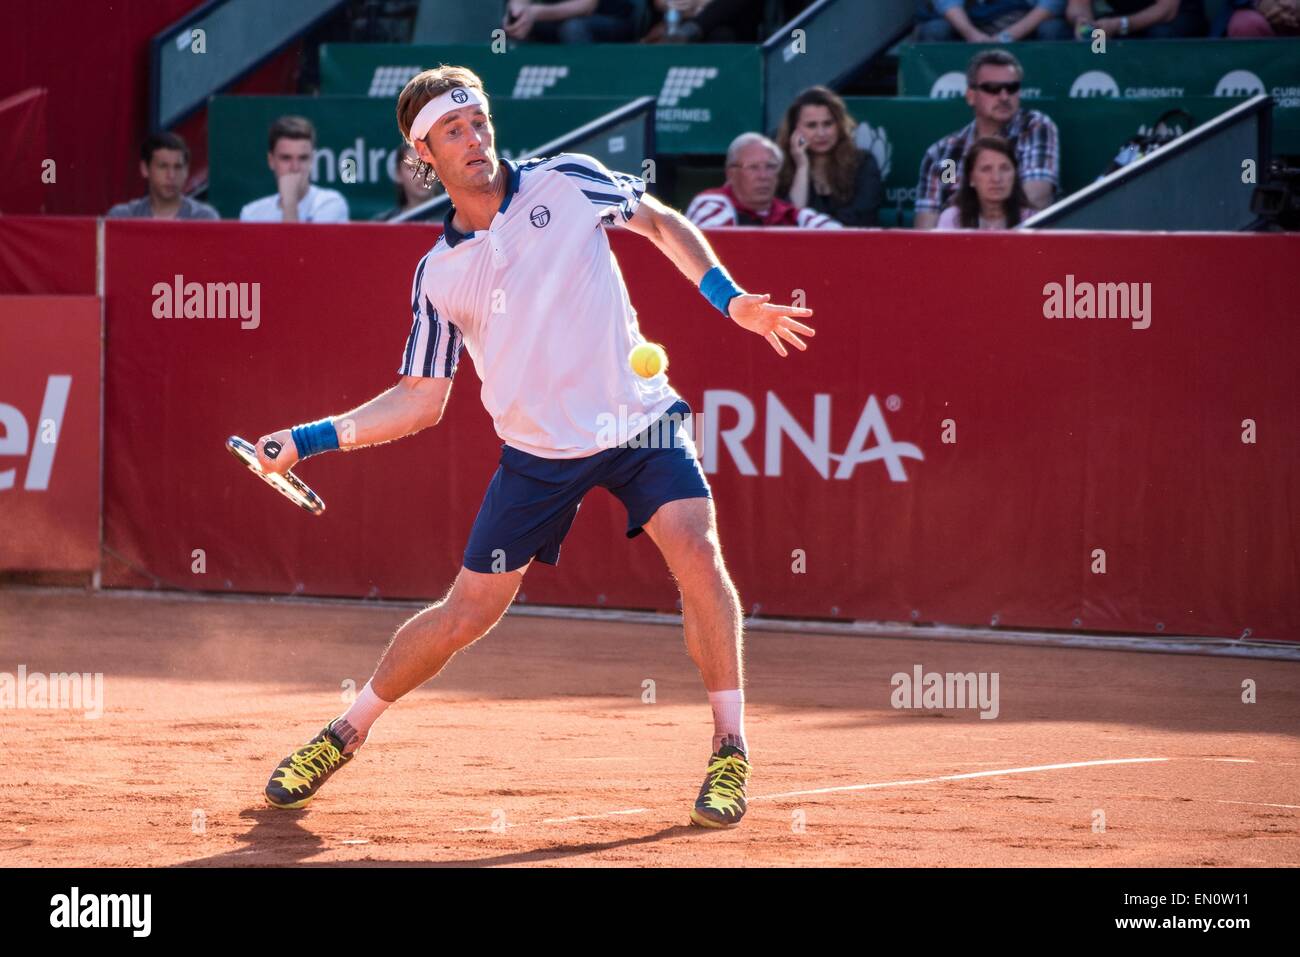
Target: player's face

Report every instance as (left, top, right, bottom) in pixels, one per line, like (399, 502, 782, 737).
(727, 143, 780, 209)
(141, 148, 187, 202)
(966, 65, 1021, 127)
(423, 106, 497, 191)
(970, 148, 1014, 205)
(795, 104, 838, 155)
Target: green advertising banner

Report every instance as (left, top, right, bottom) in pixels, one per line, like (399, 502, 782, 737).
(208, 95, 635, 221)
(319, 42, 763, 154)
(844, 95, 1243, 226)
(898, 39, 1300, 154)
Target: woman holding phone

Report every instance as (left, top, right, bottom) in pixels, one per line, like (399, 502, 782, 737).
(775, 86, 883, 227)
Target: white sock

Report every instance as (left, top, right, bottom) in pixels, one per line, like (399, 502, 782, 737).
(332, 680, 393, 754)
(708, 689, 747, 756)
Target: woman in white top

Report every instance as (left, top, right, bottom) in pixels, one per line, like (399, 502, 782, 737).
(936, 136, 1036, 231)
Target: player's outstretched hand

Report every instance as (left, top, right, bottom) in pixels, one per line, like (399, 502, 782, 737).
(727, 293, 816, 358)
(255, 429, 299, 475)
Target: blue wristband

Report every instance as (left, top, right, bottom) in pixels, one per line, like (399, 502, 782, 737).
(290, 418, 340, 460)
(699, 265, 744, 318)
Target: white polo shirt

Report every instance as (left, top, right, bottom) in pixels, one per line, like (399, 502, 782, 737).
(239, 185, 350, 222)
(397, 153, 679, 459)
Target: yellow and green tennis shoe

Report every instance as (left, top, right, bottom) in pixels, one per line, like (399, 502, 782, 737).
(690, 737, 750, 829)
(264, 720, 354, 809)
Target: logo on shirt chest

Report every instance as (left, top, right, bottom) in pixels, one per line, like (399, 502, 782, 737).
(529, 205, 551, 228)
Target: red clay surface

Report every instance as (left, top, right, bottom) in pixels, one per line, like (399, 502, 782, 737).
(0, 588, 1297, 867)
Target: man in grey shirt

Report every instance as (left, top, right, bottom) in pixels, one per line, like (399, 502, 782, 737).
(107, 132, 219, 220)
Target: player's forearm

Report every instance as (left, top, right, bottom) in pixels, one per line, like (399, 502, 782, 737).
(652, 208, 723, 285)
(327, 382, 442, 451)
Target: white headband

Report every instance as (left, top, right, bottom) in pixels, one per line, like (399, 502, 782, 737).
(408, 86, 490, 145)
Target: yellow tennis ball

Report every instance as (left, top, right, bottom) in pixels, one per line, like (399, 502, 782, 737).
(629, 342, 668, 378)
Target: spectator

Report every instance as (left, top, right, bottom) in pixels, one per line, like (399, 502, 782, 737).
(107, 133, 218, 220)
(503, 0, 640, 42)
(913, 50, 1058, 229)
(645, 0, 765, 42)
(687, 133, 843, 228)
(1065, 0, 1207, 37)
(375, 142, 444, 221)
(775, 86, 883, 227)
(1226, 0, 1300, 35)
(239, 116, 349, 223)
(936, 137, 1035, 228)
(915, 1, 1073, 41)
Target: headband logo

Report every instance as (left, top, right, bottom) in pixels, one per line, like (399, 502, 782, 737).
(451, 88, 468, 103)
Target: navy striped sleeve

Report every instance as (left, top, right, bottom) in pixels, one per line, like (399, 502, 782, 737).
(550, 152, 646, 226)
(397, 253, 462, 379)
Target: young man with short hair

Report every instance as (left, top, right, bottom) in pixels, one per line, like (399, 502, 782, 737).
(107, 133, 218, 220)
(239, 116, 349, 223)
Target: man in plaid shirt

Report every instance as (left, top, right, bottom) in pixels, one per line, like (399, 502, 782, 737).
(913, 50, 1059, 229)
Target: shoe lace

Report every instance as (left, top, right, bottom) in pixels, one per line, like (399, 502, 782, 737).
(288, 739, 342, 781)
(704, 754, 749, 799)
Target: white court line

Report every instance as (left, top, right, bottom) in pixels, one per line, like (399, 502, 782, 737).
(1216, 800, 1300, 810)
(453, 808, 650, 833)
(448, 757, 1169, 833)
(543, 808, 649, 825)
(753, 757, 1169, 802)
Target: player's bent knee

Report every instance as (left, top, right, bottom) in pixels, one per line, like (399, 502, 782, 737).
(671, 533, 725, 579)
(435, 569, 519, 643)
(440, 600, 504, 644)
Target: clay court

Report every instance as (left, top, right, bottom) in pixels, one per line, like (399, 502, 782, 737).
(1, 587, 1296, 867)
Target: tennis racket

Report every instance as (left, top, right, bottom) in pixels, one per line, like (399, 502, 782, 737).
(225, 435, 326, 515)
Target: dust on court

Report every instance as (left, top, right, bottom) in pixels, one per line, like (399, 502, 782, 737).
(1, 588, 1296, 867)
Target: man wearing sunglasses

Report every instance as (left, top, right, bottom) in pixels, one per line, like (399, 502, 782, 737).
(913, 49, 1060, 229)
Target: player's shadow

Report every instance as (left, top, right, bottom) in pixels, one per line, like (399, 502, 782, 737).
(361, 825, 701, 868)
(178, 807, 329, 867)
(179, 809, 699, 867)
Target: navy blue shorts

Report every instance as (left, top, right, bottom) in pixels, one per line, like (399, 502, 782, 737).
(463, 399, 711, 573)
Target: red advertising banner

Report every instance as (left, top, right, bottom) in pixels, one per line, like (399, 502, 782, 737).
(1, 1, 206, 215)
(0, 295, 101, 570)
(98, 220, 1299, 639)
(0, 216, 97, 295)
(0, 89, 49, 215)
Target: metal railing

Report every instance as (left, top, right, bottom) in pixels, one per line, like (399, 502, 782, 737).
(762, 0, 914, 135)
(1022, 95, 1273, 232)
(149, 0, 346, 130)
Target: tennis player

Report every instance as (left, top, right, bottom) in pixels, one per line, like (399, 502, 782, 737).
(256, 66, 814, 829)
